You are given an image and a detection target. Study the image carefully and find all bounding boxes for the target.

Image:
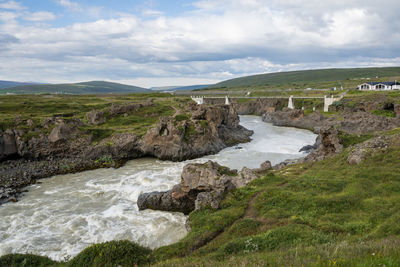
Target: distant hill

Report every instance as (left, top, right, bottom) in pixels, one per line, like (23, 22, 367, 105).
(151, 84, 212, 91)
(209, 67, 400, 88)
(0, 80, 38, 90)
(0, 81, 150, 94)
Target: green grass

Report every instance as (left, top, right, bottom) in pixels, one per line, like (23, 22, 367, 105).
(152, 134, 400, 266)
(65, 240, 153, 267)
(338, 132, 374, 148)
(371, 109, 396, 118)
(208, 67, 400, 89)
(0, 94, 184, 140)
(0, 81, 149, 95)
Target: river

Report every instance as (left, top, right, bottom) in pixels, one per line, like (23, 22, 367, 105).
(0, 116, 316, 261)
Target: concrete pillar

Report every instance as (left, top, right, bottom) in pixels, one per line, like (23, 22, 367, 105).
(288, 95, 294, 109)
(225, 96, 230, 105)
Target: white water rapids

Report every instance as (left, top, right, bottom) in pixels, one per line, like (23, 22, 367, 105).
(0, 116, 316, 261)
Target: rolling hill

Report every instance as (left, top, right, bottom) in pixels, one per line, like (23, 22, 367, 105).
(209, 67, 400, 89)
(0, 81, 150, 94)
(0, 81, 38, 90)
(150, 84, 212, 91)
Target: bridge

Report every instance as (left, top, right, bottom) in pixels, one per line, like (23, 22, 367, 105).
(191, 95, 343, 112)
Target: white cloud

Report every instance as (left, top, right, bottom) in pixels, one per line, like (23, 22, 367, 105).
(0, 0, 24, 10)
(0, 10, 18, 21)
(24, 11, 56, 22)
(142, 9, 164, 17)
(0, 0, 399, 86)
(56, 0, 81, 11)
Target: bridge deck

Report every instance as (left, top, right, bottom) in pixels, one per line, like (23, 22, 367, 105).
(191, 96, 325, 99)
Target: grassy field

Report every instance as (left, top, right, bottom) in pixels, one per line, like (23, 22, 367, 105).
(200, 67, 400, 92)
(0, 93, 189, 139)
(0, 81, 149, 95)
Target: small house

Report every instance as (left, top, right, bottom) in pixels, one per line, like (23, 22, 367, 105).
(358, 81, 400, 90)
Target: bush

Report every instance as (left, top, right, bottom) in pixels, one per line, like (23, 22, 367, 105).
(174, 113, 191, 122)
(0, 254, 56, 267)
(66, 240, 153, 267)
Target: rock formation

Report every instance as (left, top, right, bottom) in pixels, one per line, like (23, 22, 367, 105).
(137, 160, 272, 214)
(140, 104, 253, 161)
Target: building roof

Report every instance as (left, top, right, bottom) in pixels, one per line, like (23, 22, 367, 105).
(365, 81, 399, 86)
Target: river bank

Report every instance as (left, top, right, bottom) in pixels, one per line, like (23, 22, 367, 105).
(0, 116, 316, 261)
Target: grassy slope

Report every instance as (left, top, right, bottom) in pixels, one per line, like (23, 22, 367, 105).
(0, 81, 149, 94)
(206, 67, 400, 90)
(153, 133, 400, 266)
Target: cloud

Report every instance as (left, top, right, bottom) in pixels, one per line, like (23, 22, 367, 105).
(56, 0, 81, 11)
(24, 11, 56, 22)
(0, 10, 18, 21)
(0, 0, 24, 10)
(142, 9, 164, 17)
(0, 0, 399, 86)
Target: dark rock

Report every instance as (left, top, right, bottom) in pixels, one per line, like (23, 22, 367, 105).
(304, 126, 343, 162)
(138, 160, 261, 214)
(258, 160, 272, 171)
(0, 129, 18, 160)
(299, 145, 314, 153)
(137, 190, 195, 215)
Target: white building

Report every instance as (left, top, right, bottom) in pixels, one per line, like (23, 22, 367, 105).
(358, 81, 400, 90)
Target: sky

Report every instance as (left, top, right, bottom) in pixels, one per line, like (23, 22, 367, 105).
(0, 0, 399, 88)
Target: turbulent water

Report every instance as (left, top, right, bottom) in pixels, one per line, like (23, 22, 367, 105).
(0, 116, 316, 261)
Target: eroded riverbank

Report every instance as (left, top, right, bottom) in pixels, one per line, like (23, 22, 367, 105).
(0, 116, 316, 261)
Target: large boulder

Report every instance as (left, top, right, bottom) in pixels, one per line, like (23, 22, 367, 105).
(86, 110, 106, 125)
(138, 160, 266, 214)
(0, 129, 18, 160)
(48, 123, 80, 143)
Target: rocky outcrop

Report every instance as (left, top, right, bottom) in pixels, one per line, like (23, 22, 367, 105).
(232, 98, 287, 116)
(138, 160, 271, 214)
(140, 104, 253, 161)
(347, 135, 391, 165)
(262, 108, 400, 135)
(304, 126, 343, 162)
(110, 100, 154, 115)
(339, 112, 400, 135)
(86, 110, 106, 125)
(0, 129, 18, 161)
(262, 109, 330, 133)
(48, 123, 81, 143)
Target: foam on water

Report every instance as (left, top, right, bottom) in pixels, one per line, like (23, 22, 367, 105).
(0, 116, 316, 261)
